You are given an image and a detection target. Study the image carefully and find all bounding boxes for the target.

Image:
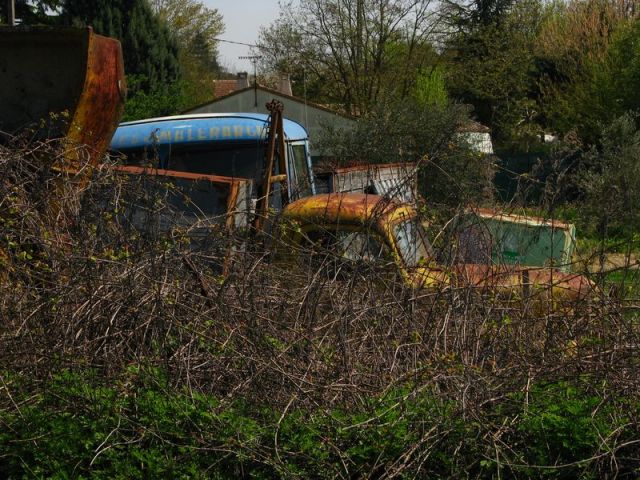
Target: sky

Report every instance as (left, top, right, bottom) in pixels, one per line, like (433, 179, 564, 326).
(204, 0, 282, 73)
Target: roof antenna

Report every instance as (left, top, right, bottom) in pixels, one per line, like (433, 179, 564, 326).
(239, 55, 262, 109)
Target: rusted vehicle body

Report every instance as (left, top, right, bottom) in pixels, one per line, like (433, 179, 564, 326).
(0, 26, 126, 167)
(109, 166, 253, 234)
(281, 193, 593, 302)
(314, 162, 417, 203)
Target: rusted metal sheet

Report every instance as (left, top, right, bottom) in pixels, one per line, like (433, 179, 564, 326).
(315, 162, 418, 203)
(449, 263, 592, 301)
(110, 166, 254, 232)
(282, 192, 411, 229)
(0, 26, 126, 166)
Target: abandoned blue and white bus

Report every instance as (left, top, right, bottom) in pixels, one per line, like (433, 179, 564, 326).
(109, 113, 316, 201)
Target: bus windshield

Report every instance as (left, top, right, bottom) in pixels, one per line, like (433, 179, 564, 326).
(120, 142, 266, 180)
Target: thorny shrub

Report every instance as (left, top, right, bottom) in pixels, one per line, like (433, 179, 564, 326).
(0, 138, 639, 478)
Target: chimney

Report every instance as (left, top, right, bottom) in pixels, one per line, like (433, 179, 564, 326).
(237, 72, 249, 89)
(278, 73, 292, 96)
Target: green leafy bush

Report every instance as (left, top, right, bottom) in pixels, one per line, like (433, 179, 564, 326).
(2, 369, 637, 479)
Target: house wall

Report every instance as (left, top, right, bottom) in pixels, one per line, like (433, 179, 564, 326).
(456, 132, 494, 155)
(184, 89, 355, 159)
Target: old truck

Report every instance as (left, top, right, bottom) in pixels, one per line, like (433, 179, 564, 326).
(109, 101, 315, 232)
(279, 193, 593, 301)
(0, 26, 587, 302)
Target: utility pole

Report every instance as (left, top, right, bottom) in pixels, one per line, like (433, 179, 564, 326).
(5, 0, 16, 25)
(238, 55, 262, 109)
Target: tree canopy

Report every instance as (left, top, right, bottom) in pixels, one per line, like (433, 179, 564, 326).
(62, 0, 181, 93)
(150, 0, 225, 108)
(259, 0, 439, 115)
(257, 0, 639, 153)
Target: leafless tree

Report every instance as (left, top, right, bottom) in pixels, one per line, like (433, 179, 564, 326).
(259, 0, 439, 114)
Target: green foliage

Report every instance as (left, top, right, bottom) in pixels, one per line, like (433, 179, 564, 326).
(520, 385, 609, 467)
(122, 75, 187, 121)
(579, 113, 640, 238)
(606, 19, 640, 114)
(508, 382, 624, 479)
(2, 369, 637, 479)
(0, 368, 246, 479)
(318, 99, 495, 205)
(151, 0, 225, 109)
(415, 65, 449, 106)
(569, 16, 640, 142)
(534, 0, 635, 144)
(445, 0, 547, 149)
(62, 0, 182, 119)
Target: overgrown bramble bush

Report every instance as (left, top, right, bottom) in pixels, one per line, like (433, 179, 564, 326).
(0, 138, 639, 478)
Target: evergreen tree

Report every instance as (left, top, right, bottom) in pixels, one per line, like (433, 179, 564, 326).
(62, 0, 181, 119)
(443, 0, 546, 150)
(2, 0, 61, 24)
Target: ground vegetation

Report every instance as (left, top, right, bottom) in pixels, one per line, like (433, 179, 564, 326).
(1, 132, 639, 478)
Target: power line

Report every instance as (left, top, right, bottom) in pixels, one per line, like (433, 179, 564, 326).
(213, 37, 264, 49)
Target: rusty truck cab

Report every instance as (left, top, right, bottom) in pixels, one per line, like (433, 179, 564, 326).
(281, 193, 594, 302)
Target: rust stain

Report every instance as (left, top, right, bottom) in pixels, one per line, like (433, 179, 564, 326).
(284, 193, 411, 229)
(226, 182, 240, 231)
(451, 263, 593, 300)
(111, 165, 249, 185)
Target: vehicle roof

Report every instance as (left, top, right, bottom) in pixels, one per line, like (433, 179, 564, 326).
(110, 113, 309, 151)
(283, 193, 416, 227)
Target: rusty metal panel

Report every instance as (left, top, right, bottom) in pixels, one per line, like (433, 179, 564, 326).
(110, 166, 253, 237)
(283, 193, 408, 229)
(322, 163, 417, 202)
(0, 26, 125, 166)
(66, 28, 126, 166)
